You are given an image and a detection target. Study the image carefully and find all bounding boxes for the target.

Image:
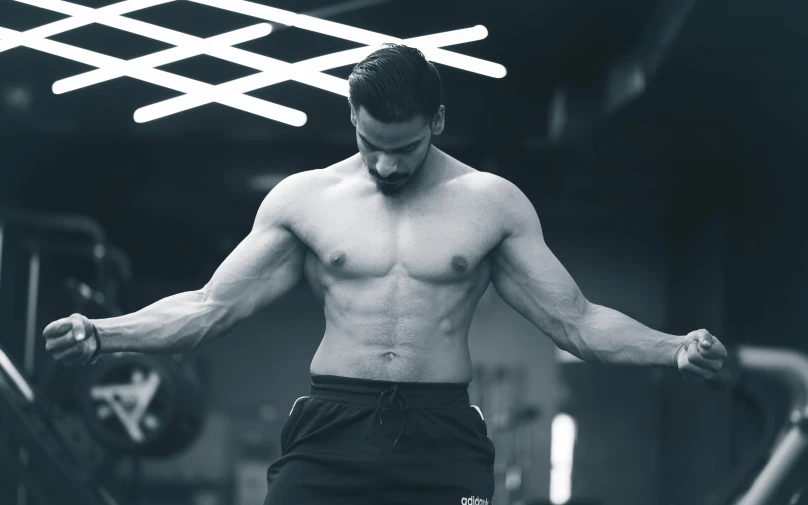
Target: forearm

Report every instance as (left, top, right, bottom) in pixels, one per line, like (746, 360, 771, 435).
(563, 303, 684, 367)
(91, 290, 230, 354)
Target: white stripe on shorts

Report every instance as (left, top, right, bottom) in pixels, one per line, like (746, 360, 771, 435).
(289, 396, 309, 416)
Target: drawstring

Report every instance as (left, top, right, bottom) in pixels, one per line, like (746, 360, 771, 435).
(374, 384, 409, 446)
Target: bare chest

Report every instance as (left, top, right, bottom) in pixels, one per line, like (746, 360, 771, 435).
(295, 183, 502, 282)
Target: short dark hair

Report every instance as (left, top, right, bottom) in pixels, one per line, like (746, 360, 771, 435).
(348, 43, 442, 123)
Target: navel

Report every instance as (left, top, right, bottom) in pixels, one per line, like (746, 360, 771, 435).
(438, 319, 453, 334)
(451, 255, 468, 272)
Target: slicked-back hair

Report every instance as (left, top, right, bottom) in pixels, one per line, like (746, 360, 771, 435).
(348, 43, 442, 123)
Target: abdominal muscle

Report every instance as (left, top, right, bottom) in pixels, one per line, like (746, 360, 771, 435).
(309, 277, 484, 383)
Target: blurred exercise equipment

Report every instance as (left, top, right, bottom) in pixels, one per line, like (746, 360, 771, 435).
(1, 212, 89, 372)
(557, 346, 808, 505)
(0, 344, 120, 505)
(0, 209, 210, 505)
(472, 363, 543, 505)
(729, 347, 808, 505)
(79, 353, 207, 456)
(0, 209, 119, 505)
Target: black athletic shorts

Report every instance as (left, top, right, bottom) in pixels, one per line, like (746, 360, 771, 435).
(264, 375, 496, 505)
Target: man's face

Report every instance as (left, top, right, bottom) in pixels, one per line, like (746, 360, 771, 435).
(352, 106, 444, 196)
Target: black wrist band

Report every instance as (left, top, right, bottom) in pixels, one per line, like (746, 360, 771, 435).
(88, 326, 102, 365)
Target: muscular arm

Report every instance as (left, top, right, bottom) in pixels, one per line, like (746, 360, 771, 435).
(489, 177, 683, 367)
(92, 172, 310, 354)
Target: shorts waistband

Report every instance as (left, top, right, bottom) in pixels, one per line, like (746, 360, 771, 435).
(309, 374, 471, 409)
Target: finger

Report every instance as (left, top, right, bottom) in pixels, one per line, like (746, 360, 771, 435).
(691, 329, 712, 349)
(45, 332, 76, 353)
(687, 344, 721, 371)
(683, 362, 717, 381)
(698, 339, 712, 353)
(699, 338, 727, 359)
(696, 354, 724, 372)
(679, 360, 705, 381)
(696, 365, 718, 380)
(698, 344, 725, 360)
(70, 316, 86, 342)
(43, 318, 72, 338)
(694, 332, 727, 360)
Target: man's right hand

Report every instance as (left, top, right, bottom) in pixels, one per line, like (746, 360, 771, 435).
(42, 314, 99, 366)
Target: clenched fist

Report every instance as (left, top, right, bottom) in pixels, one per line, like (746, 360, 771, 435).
(42, 313, 100, 366)
(675, 329, 727, 380)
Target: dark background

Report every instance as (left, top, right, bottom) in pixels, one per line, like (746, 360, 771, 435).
(1, 0, 807, 504)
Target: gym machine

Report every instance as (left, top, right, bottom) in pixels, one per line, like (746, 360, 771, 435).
(0, 209, 207, 505)
(556, 346, 808, 505)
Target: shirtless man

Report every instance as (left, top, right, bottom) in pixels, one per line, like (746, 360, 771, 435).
(42, 44, 727, 505)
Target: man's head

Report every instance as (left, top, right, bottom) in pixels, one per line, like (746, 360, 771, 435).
(348, 44, 445, 196)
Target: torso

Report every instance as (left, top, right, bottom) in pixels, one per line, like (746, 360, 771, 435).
(288, 148, 505, 383)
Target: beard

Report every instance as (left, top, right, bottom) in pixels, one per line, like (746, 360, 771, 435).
(368, 143, 432, 198)
(373, 174, 408, 196)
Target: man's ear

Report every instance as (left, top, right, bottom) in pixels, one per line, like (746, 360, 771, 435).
(430, 105, 445, 135)
(350, 105, 357, 127)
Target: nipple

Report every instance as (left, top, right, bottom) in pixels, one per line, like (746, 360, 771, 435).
(451, 255, 468, 272)
(330, 251, 346, 266)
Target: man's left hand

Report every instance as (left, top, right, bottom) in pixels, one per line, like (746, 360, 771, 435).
(675, 329, 727, 380)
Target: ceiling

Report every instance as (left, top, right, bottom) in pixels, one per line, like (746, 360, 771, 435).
(0, 0, 660, 138)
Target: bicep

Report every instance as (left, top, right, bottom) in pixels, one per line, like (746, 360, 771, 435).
(203, 224, 305, 321)
(202, 175, 308, 322)
(490, 181, 588, 343)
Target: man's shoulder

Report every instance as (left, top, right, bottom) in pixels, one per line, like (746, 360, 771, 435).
(255, 160, 356, 227)
(281, 165, 340, 189)
(456, 171, 537, 239)
(281, 156, 361, 193)
(264, 161, 352, 201)
(457, 170, 525, 209)
(437, 150, 516, 195)
(259, 170, 318, 208)
(460, 170, 512, 191)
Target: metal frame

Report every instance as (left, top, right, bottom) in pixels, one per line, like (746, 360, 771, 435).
(733, 347, 808, 505)
(0, 209, 109, 505)
(0, 210, 108, 374)
(557, 345, 808, 505)
(0, 223, 5, 294)
(23, 250, 40, 375)
(0, 345, 119, 505)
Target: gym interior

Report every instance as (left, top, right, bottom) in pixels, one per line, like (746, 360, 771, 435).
(1, 0, 807, 504)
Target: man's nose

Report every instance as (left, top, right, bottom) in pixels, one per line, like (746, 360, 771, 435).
(375, 154, 398, 178)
